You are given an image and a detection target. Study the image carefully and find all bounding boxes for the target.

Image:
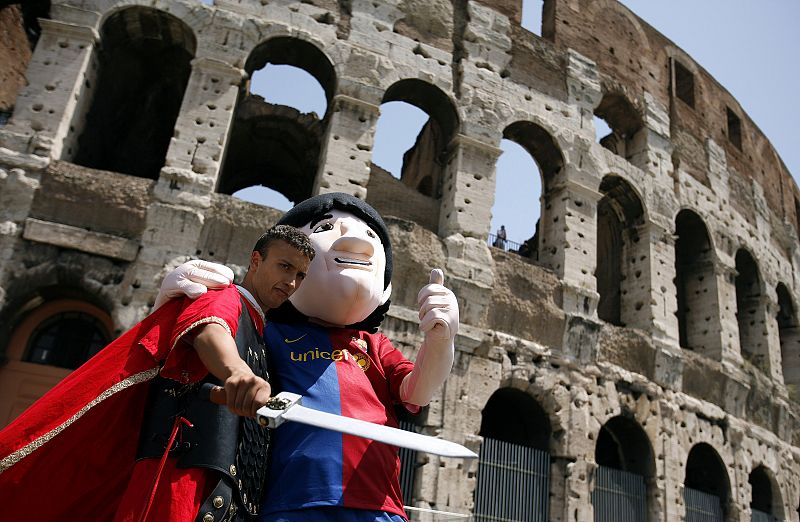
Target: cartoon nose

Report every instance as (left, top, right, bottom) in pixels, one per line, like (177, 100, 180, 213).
(332, 220, 375, 256)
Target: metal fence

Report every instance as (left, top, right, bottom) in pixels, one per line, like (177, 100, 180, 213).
(751, 508, 780, 522)
(473, 437, 550, 522)
(398, 420, 418, 506)
(592, 466, 647, 522)
(487, 233, 523, 254)
(684, 487, 724, 522)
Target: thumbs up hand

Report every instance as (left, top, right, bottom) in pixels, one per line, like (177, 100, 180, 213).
(416, 269, 459, 342)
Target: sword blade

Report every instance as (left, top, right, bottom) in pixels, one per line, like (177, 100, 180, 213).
(256, 392, 476, 458)
(282, 404, 477, 459)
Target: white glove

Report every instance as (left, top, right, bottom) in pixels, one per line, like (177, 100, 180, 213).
(400, 269, 459, 407)
(153, 259, 235, 309)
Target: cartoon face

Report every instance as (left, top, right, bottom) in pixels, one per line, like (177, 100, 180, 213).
(289, 209, 390, 327)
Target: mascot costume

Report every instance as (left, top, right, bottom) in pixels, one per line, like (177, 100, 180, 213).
(161, 193, 459, 522)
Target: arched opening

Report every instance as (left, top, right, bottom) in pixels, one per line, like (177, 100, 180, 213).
(749, 465, 782, 521)
(592, 416, 655, 521)
(675, 209, 719, 354)
(776, 283, 800, 389)
(492, 121, 563, 261)
(596, 175, 646, 327)
(594, 92, 644, 162)
(218, 37, 335, 208)
(73, 7, 196, 179)
(683, 443, 731, 521)
(474, 388, 551, 521)
(367, 79, 458, 231)
(735, 249, 768, 371)
(0, 290, 112, 428)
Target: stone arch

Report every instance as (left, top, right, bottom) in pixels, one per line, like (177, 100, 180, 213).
(674, 208, 720, 355)
(366, 79, 459, 228)
(594, 90, 644, 162)
(72, 6, 196, 179)
(749, 465, 785, 520)
(497, 120, 565, 260)
(735, 248, 768, 370)
(480, 387, 552, 451)
(217, 36, 336, 206)
(595, 175, 646, 327)
(474, 387, 552, 521)
(592, 415, 656, 521)
(776, 283, 800, 387)
(0, 283, 113, 428)
(683, 443, 732, 519)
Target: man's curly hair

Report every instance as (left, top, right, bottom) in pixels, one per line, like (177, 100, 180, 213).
(252, 225, 315, 260)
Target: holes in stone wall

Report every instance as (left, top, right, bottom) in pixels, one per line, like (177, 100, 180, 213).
(749, 465, 782, 519)
(73, 7, 196, 179)
(372, 79, 458, 199)
(480, 387, 552, 450)
(675, 209, 717, 353)
(735, 248, 767, 370)
(218, 37, 335, 208)
(596, 175, 644, 327)
(594, 92, 643, 161)
(683, 443, 730, 517)
(776, 283, 800, 389)
(672, 59, 695, 108)
(491, 121, 562, 260)
(726, 107, 742, 151)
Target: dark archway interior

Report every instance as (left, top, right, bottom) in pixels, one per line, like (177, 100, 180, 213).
(74, 7, 195, 179)
(480, 387, 551, 451)
(684, 443, 730, 503)
(675, 209, 712, 349)
(749, 466, 773, 514)
(735, 248, 761, 362)
(594, 416, 654, 477)
(776, 283, 796, 330)
(596, 176, 643, 326)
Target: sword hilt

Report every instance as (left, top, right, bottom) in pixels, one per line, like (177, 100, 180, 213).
(256, 392, 303, 428)
(198, 382, 226, 405)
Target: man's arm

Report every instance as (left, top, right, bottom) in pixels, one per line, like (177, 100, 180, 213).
(191, 323, 271, 417)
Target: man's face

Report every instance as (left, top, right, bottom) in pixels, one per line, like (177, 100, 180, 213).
(248, 239, 310, 311)
(290, 209, 388, 327)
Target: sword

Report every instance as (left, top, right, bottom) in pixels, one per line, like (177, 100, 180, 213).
(202, 385, 476, 458)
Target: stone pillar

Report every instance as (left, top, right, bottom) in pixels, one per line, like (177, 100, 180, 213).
(542, 179, 601, 318)
(438, 134, 501, 240)
(640, 222, 679, 343)
(715, 260, 744, 367)
(627, 91, 673, 179)
(313, 94, 380, 199)
(1, 16, 99, 159)
(762, 294, 784, 382)
(156, 57, 246, 208)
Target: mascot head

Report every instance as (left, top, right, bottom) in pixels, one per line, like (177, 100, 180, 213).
(274, 193, 392, 331)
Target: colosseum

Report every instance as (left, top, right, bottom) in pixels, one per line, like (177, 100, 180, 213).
(0, 0, 798, 520)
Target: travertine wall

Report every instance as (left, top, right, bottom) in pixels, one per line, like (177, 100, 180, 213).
(0, 0, 798, 520)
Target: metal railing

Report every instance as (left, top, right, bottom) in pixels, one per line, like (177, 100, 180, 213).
(487, 233, 522, 253)
(684, 487, 724, 522)
(592, 466, 647, 522)
(473, 437, 550, 522)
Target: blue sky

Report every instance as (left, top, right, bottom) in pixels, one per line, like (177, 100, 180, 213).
(236, 1, 800, 247)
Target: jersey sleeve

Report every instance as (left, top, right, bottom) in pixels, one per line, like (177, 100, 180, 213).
(160, 286, 242, 383)
(374, 333, 416, 404)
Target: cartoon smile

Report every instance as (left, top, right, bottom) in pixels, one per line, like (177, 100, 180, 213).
(332, 255, 373, 271)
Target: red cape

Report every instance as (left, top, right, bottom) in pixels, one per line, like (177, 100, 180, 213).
(0, 299, 184, 520)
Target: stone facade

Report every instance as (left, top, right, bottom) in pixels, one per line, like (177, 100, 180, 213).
(0, 0, 799, 520)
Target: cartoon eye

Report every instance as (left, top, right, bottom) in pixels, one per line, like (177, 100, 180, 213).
(313, 222, 334, 233)
(366, 229, 376, 239)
